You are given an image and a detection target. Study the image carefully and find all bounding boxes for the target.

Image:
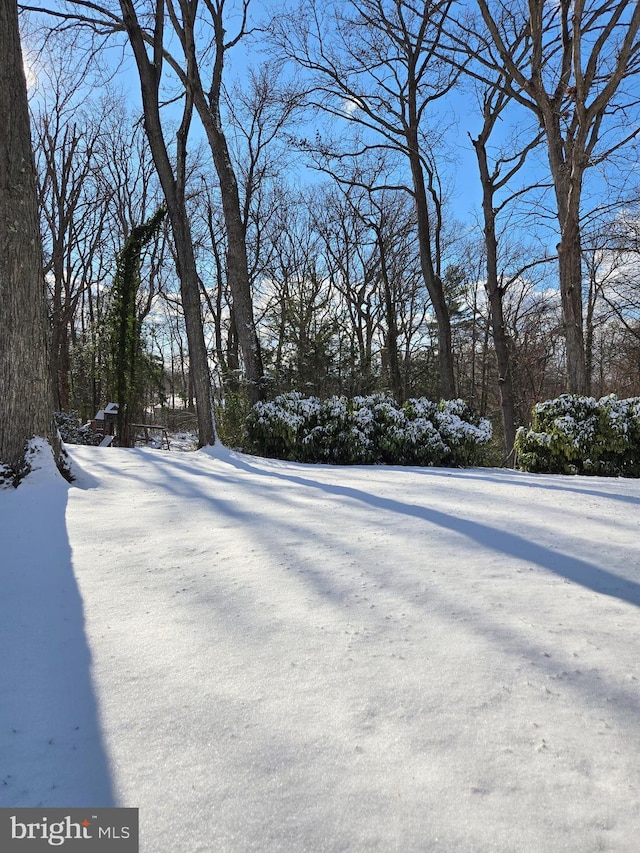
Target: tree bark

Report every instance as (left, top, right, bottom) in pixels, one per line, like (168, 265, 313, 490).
(556, 215, 587, 394)
(0, 0, 64, 484)
(541, 108, 588, 394)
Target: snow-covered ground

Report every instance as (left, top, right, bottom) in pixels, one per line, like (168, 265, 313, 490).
(1, 442, 639, 852)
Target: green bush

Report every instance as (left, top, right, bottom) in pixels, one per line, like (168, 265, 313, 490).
(55, 411, 102, 446)
(245, 393, 492, 467)
(215, 386, 252, 450)
(515, 394, 640, 476)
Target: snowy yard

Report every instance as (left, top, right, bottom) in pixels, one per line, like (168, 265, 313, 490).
(1, 443, 639, 852)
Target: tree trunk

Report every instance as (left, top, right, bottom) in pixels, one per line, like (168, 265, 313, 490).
(405, 137, 455, 399)
(190, 88, 265, 405)
(171, 2, 264, 404)
(472, 0, 640, 398)
(377, 230, 403, 401)
(556, 214, 587, 394)
(584, 260, 599, 397)
(0, 0, 64, 483)
(544, 121, 588, 395)
(119, 0, 216, 446)
(213, 125, 264, 402)
(488, 287, 517, 461)
(168, 191, 217, 446)
(472, 132, 518, 461)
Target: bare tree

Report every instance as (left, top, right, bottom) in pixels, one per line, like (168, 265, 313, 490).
(54, 101, 166, 420)
(584, 204, 640, 336)
(0, 0, 65, 484)
(273, 0, 459, 398)
(319, 179, 417, 401)
(163, 0, 266, 403)
(316, 184, 382, 393)
(193, 60, 306, 396)
(28, 0, 217, 444)
(462, 0, 640, 394)
(505, 273, 566, 418)
(119, 0, 217, 443)
(31, 51, 118, 413)
(470, 68, 546, 459)
(257, 186, 340, 395)
(581, 202, 640, 393)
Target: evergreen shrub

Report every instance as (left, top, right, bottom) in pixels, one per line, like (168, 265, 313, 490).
(246, 392, 492, 466)
(515, 394, 640, 476)
(215, 385, 252, 450)
(55, 411, 102, 446)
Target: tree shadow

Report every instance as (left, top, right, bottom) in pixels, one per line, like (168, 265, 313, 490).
(0, 469, 115, 807)
(52, 445, 639, 849)
(413, 465, 640, 507)
(221, 452, 640, 610)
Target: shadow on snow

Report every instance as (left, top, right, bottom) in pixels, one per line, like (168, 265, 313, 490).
(0, 472, 115, 807)
(221, 453, 640, 611)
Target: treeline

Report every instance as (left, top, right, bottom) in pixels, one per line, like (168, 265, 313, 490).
(23, 2, 640, 456)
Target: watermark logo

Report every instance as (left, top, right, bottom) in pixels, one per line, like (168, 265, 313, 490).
(0, 809, 138, 851)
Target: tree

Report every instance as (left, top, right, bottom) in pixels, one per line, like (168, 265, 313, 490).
(193, 59, 304, 398)
(316, 183, 382, 394)
(32, 60, 113, 412)
(0, 0, 65, 484)
(470, 71, 545, 460)
(36, 96, 168, 422)
(317, 178, 418, 401)
(466, 0, 640, 394)
(273, 0, 459, 398)
(108, 206, 166, 446)
(118, 0, 217, 444)
(30, 0, 218, 445)
(258, 186, 341, 395)
(582, 203, 640, 395)
(162, 0, 266, 403)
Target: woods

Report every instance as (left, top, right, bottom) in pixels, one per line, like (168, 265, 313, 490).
(5, 0, 640, 464)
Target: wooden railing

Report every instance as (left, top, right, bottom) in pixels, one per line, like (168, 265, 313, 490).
(131, 424, 171, 450)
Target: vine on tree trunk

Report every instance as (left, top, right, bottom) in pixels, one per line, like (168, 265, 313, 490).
(108, 205, 166, 446)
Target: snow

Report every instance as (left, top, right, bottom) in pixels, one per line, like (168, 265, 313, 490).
(1, 441, 640, 852)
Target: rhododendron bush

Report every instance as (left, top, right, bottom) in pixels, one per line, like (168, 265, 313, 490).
(246, 393, 492, 467)
(515, 394, 640, 476)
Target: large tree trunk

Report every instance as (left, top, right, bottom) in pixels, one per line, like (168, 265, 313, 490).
(556, 211, 588, 394)
(544, 123, 588, 395)
(202, 103, 264, 400)
(0, 0, 64, 484)
(167, 1, 264, 404)
(167, 207, 217, 445)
